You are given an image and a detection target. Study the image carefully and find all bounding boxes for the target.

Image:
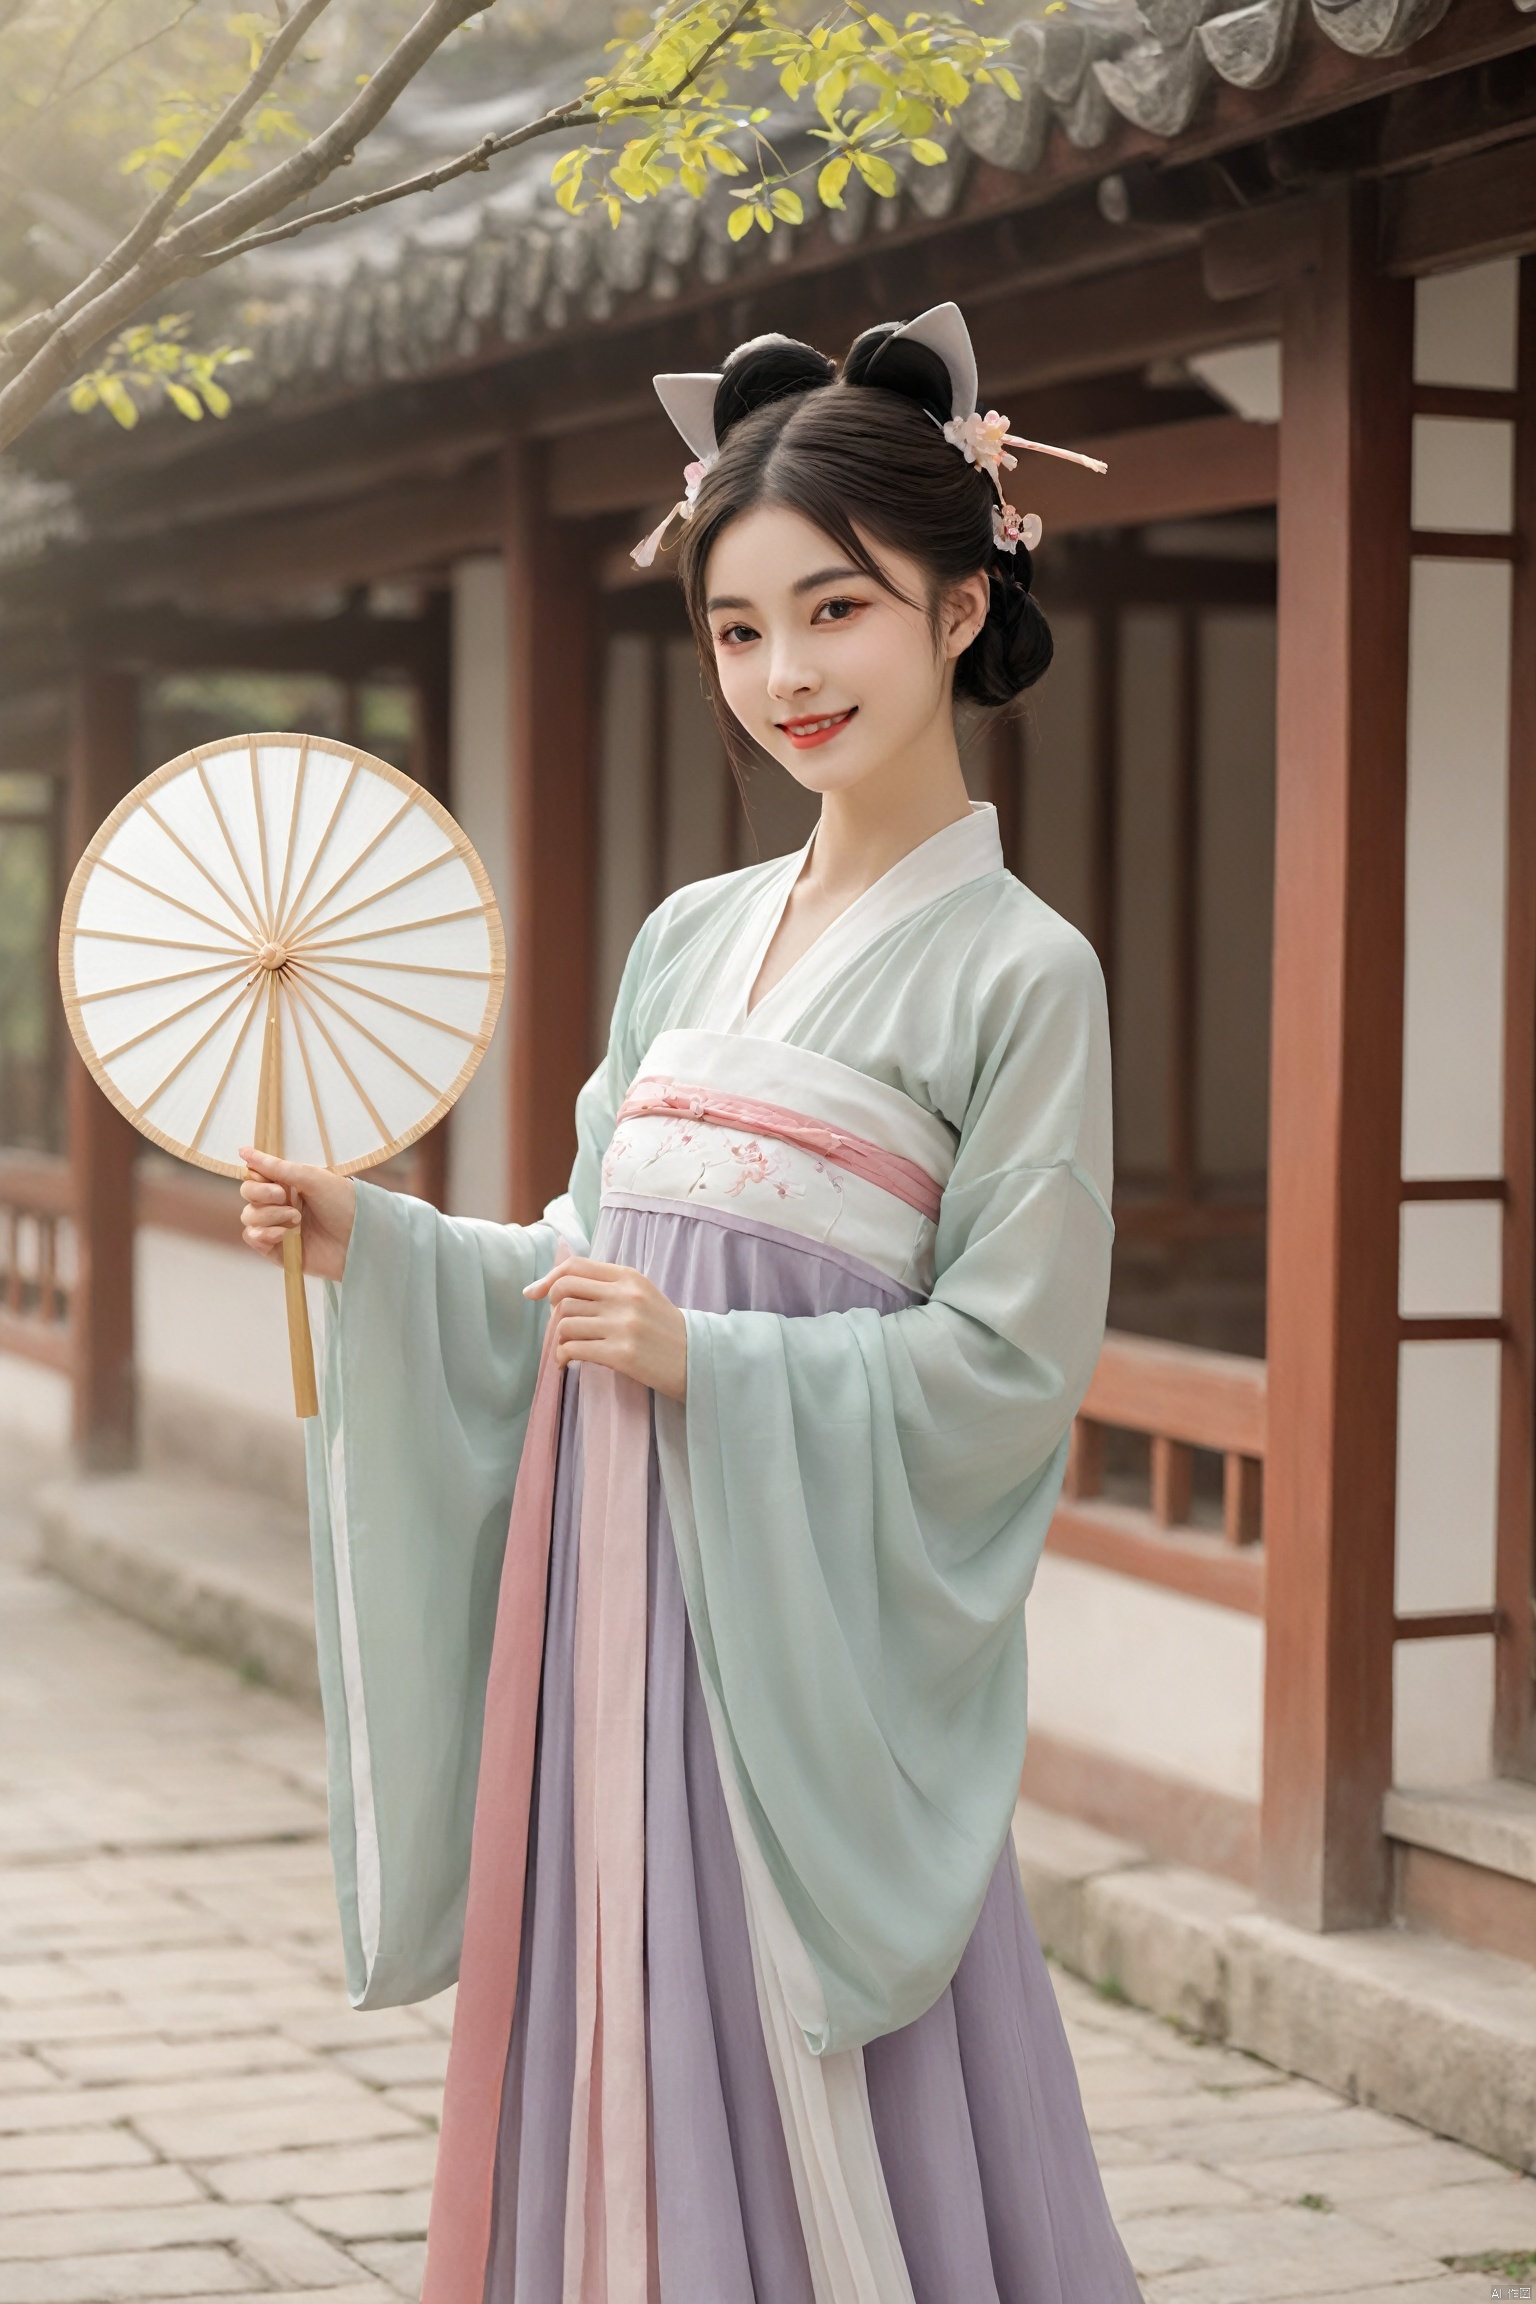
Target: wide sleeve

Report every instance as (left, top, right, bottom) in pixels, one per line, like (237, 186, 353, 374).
(655, 928, 1113, 2054)
(305, 913, 663, 2007)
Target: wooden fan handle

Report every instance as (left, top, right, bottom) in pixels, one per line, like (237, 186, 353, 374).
(254, 980, 319, 1419)
(282, 1228, 319, 1420)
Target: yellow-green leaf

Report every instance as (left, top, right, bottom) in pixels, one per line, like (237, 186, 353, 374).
(166, 382, 203, 420)
(909, 136, 946, 164)
(818, 152, 852, 207)
(727, 202, 756, 240)
(67, 381, 97, 413)
(852, 150, 898, 196)
(198, 379, 232, 418)
(769, 186, 803, 223)
(99, 377, 138, 429)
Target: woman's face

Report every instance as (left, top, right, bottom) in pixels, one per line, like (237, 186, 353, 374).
(704, 503, 987, 796)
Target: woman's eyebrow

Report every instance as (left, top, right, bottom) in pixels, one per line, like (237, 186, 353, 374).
(792, 564, 864, 595)
(706, 594, 753, 612)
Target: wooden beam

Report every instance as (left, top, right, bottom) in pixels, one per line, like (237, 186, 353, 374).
(1261, 186, 1412, 1931)
(968, 256, 1281, 398)
(503, 442, 595, 1223)
(1047, 1496, 1266, 1616)
(1382, 132, 1536, 277)
(1497, 255, 1536, 1780)
(65, 670, 140, 1471)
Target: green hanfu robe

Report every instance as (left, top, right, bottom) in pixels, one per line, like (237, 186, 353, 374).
(305, 803, 1129, 2303)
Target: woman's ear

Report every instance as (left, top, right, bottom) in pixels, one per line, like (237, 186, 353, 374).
(942, 571, 992, 661)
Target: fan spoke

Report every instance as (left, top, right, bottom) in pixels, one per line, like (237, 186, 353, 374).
(272, 737, 309, 937)
(290, 848, 459, 946)
(138, 976, 260, 1119)
(96, 967, 251, 1062)
(249, 737, 276, 937)
(96, 859, 257, 950)
(283, 794, 414, 946)
(291, 960, 476, 1043)
(72, 929, 246, 956)
(142, 801, 262, 942)
(275, 758, 358, 946)
(301, 976, 443, 1099)
(197, 761, 269, 940)
(286, 981, 391, 1145)
(77, 958, 250, 1003)
(289, 997, 336, 1169)
(188, 983, 267, 1155)
(290, 904, 485, 953)
(298, 954, 491, 982)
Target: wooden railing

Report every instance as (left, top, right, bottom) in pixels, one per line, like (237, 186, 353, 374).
(0, 1151, 74, 1374)
(1048, 1329, 1267, 1615)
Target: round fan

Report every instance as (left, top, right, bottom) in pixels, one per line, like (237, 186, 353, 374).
(59, 733, 505, 1415)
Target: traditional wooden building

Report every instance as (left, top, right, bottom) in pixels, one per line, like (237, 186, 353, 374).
(1, 0, 1533, 2016)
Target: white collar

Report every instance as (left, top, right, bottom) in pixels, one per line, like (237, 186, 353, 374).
(711, 803, 1004, 1040)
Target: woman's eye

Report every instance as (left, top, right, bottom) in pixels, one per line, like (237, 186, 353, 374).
(716, 623, 757, 647)
(813, 596, 863, 623)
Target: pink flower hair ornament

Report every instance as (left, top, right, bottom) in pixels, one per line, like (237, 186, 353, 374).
(630, 303, 1107, 570)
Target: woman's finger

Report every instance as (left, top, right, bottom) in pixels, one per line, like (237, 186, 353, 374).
(240, 1179, 290, 1207)
(242, 1201, 300, 1231)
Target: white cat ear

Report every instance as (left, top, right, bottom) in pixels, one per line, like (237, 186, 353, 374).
(892, 302, 978, 423)
(653, 374, 721, 464)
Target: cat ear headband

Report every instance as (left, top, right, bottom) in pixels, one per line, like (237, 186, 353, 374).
(631, 301, 1107, 569)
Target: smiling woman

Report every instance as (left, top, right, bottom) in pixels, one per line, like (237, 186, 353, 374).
(249, 302, 1139, 2304)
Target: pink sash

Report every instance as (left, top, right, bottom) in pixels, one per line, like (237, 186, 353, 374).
(618, 1077, 944, 1223)
(424, 1322, 565, 2301)
(422, 1339, 657, 2304)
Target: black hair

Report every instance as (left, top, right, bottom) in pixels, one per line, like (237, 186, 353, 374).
(675, 320, 1052, 760)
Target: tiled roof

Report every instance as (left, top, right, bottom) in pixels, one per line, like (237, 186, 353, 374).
(217, 0, 1491, 408)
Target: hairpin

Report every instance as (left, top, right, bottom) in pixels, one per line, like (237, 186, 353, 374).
(631, 305, 1106, 569)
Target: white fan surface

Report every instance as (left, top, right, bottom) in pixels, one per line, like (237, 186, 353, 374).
(60, 736, 504, 1177)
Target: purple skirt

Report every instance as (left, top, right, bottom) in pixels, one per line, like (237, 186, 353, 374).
(483, 1199, 1142, 2304)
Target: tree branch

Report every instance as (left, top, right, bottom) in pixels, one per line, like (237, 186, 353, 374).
(196, 100, 596, 262)
(201, 0, 767, 266)
(0, 0, 332, 381)
(159, 0, 491, 261)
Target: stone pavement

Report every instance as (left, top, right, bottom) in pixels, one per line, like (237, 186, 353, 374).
(1, 1442, 1534, 2304)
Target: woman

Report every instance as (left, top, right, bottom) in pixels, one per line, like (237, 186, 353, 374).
(240, 303, 1141, 2304)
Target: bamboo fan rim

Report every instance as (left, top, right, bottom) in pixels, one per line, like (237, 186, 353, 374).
(58, 733, 506, 1182)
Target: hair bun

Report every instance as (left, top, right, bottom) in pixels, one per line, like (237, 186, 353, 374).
(957, 557, 1053, 706)
(841, 323, 952, 425)
(714, 334, 836, 445)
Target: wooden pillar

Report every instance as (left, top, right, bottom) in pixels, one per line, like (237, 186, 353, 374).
(1260, 187, 1413, 1929)
(1496, 257, 1536, 1780)
(412, 592, 453, 1210)
(65, 670, 139, 1471)
(503, 441, 595, 1224)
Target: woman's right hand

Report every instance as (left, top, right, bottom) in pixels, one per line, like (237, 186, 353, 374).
(238, 1146, 356, 1283)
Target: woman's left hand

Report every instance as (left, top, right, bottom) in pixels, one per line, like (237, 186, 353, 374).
(523, 1256, 688, 1402)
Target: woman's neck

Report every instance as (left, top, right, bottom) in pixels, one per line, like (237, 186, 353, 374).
(803, 724, 973, 910)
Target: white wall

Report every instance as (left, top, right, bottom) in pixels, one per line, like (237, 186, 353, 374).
(1026, 1552, 1265, 1804)
(446, 556, 513, 1222)
(1393, 256, 1520, 1789)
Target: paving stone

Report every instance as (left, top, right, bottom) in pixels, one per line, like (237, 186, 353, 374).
(44, 2035, 318, 2086)
(1101, 2159, 1256, 2217)
(348, 2243, 424, 2299)
(4, 1438, 1534, 2304)
(0, 2130, 155, 2176)
(331, 2042, 447, 2090)
(0, 2165, 204, 2216)
(291, 2192, 431, 2242)
(0, 2251, 255, 2303)
(1117, 2201, 1444, 2296)
(1348, 2174, 1536, 2256)
(202, 2137, 440, 2205)
(133, 2093, 423, 2164)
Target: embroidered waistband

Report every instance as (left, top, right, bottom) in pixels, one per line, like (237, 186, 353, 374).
(616, 1076, 944, 1224)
